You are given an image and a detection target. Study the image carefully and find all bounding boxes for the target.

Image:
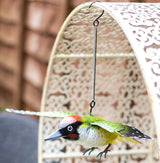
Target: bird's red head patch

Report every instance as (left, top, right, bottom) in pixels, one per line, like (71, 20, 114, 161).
(59, 115, 81, 129)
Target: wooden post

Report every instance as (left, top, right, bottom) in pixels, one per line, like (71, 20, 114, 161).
(13, 0, 27, 108)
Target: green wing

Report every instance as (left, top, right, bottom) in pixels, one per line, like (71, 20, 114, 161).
(6, 108, 76, 118)
(91, 120, 151, 139)
(91, 121, 121, 133)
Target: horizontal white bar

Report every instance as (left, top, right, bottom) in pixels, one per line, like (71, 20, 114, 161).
(53, 53, 135, 59)
(43, 149, 150, 160)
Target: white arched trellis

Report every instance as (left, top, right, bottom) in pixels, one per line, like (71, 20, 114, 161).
(39, 3, 160, 163)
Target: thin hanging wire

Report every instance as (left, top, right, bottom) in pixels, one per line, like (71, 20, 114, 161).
(89, 24, 97, 116)
(89, 3, 104, 115)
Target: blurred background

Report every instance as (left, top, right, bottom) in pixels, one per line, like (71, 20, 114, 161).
(0, 0, 158, 113)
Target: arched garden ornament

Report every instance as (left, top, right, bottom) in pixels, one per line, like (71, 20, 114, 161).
(38, 2, 160, 163)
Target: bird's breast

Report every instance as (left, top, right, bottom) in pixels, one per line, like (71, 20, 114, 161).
(77, 125, 117, 147)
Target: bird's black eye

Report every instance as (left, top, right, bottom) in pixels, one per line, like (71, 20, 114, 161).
(67, 125, 73, 132)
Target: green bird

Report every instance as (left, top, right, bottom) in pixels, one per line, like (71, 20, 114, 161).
(6, 108, 152, 159)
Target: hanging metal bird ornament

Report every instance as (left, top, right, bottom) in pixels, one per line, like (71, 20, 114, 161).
(6, 108, 152, 159)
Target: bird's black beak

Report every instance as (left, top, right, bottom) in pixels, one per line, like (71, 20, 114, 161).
(44, 130, 63, 141)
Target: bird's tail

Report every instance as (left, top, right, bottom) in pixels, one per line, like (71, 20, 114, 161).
(122, 136, 142, 144)
(117, 135, 142, 144)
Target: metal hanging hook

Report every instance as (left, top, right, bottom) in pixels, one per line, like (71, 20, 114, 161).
(89, 1, 104, 27)
(93, 10, 104, 26)
(89, 1, 104, 116)
(89, 0, 100, 8)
